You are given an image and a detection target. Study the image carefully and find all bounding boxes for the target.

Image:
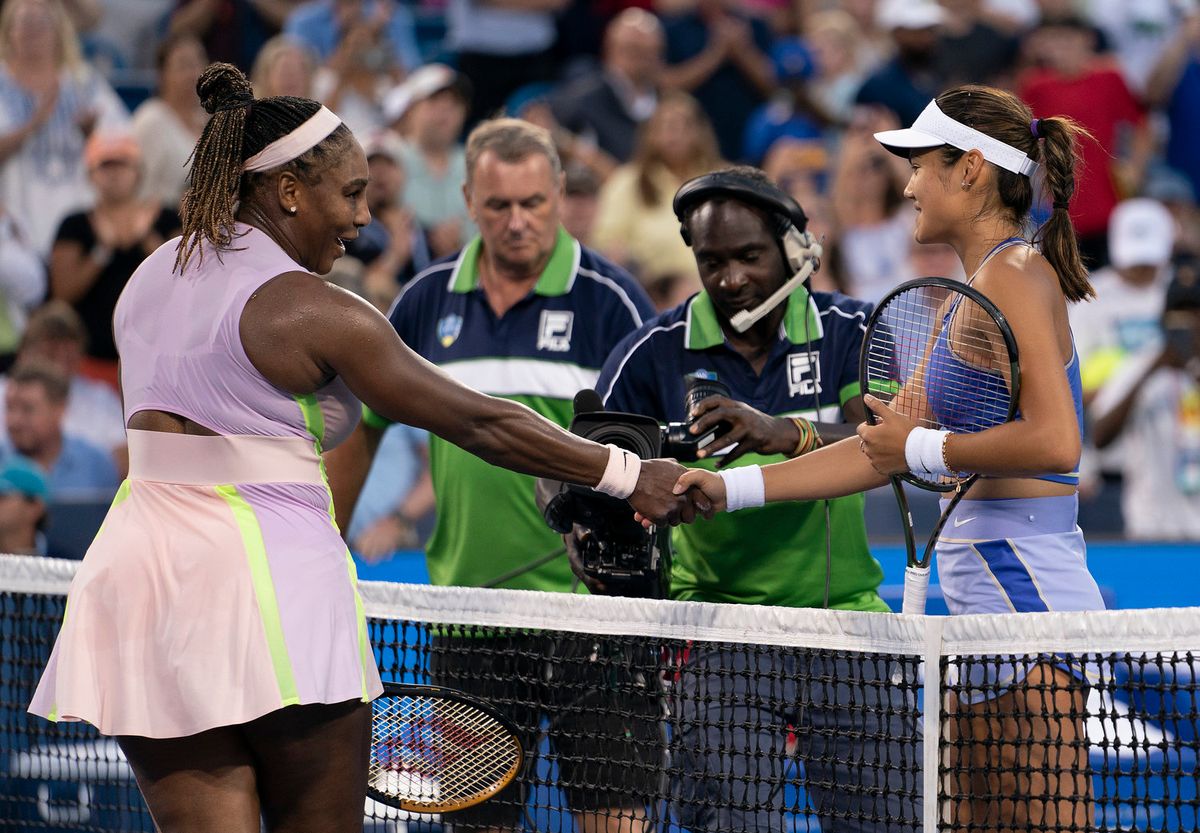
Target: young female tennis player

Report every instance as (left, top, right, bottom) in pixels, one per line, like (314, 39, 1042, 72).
(677, 84, 1105, 831)
(28, 62, 691, 833)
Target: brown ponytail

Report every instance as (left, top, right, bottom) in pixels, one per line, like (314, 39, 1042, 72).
(1032, 115, 1094, 301)
(934, 85, 1095, 302)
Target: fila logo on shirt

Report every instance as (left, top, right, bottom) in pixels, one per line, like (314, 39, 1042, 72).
(787, 352, 822, 398)
(537, 310, 574, 352)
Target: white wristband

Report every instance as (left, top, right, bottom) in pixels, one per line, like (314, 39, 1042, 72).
(595, 444, 641, 499)
(719, 465, 765, 512)
(904, 427, 952, 477)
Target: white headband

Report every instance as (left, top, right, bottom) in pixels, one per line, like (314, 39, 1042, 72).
(242, 106, 342, 173)
(874, 100, 1039, 178)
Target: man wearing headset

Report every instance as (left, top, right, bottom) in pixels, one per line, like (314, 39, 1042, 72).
(579, 166, 919, 831)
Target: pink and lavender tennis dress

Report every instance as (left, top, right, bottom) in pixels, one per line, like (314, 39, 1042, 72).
(29, 223, 383, 738)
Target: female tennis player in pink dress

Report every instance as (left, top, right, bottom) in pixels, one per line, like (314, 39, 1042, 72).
(28, 62, 692, 833)
(677, 85, 1105, 831)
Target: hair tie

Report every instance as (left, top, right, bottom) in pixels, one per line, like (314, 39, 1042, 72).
(1030, 118, 1041, 138)
(1053, 199, 1070, 210)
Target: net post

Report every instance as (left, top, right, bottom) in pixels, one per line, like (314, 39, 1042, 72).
(921, 615, 944, 833)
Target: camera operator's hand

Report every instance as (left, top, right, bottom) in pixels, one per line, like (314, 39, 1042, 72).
(629, 458, 712, 526)
(689, 396, 799, 467)
(564, 526, 609, 594)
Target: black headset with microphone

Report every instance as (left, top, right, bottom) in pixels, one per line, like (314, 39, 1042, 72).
(672, 171, 823, 332)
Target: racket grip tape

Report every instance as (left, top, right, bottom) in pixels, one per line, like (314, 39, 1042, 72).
(902, 565, 931, 615)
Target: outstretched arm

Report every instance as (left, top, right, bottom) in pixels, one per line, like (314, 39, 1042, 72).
(243, 273, 699, 526)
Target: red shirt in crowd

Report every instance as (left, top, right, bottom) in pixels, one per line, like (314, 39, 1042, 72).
(1019, 65, 1144, 238)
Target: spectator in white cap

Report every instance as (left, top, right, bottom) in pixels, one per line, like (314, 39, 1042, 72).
(1073, 198, 1177, 403)
(383, 64, 476, 258)
(1070, 197, 1175, 526)
(854, 0, 949, 127)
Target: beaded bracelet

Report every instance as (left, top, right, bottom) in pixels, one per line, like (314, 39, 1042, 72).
(788, 417, 824, 457)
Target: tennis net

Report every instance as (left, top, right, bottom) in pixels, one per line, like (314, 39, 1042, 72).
(2, 553, 1199, 832)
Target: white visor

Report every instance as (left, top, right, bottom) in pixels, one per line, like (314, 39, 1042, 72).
(873, 100, 1039, 178)
(243, 106, 343, 173)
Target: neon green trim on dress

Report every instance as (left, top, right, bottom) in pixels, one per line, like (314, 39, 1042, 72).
(295, 393, 374, 699)
(215, 484, 300, 706)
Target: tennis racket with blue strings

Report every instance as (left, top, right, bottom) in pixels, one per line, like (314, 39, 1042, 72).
(859, 277, 1021, 614)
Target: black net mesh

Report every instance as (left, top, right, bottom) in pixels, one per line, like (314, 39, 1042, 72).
(3, 565, 1199, 833)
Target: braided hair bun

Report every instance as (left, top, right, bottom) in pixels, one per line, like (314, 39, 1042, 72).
(196, 62, 255, 116)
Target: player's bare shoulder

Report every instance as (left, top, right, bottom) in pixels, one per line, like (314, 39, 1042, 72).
(974, 243, 1062, 317)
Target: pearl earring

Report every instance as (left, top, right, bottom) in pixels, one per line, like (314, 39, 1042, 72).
(288, 206, 298, 214)
(961, 181, 972, 191)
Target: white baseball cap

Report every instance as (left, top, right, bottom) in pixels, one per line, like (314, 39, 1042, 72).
(876, 0, 946, 31)
(382, 64, 466, 124)
(1109, 198, 1176, 269)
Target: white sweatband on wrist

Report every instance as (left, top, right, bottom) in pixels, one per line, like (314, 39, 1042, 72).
(905, 427, 952, 477)
(719, 465, 765, 512)
(595, 444, 641, 499)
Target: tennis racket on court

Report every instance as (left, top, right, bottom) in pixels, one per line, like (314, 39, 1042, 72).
(368, 682, 524, 813)
(859, 277, 1020, 615)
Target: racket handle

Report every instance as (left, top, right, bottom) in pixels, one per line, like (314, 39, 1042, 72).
(902, 565, 930, 615)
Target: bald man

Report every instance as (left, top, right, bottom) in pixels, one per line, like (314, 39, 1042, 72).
(551, 8, 665, 161)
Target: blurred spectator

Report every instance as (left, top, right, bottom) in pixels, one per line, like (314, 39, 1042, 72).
(48, 131, 180, 388)
(348, 134, 431, 311)
(131, 33, 209, 208)
(1074, 199, 1177, 403)
(3, 359, 119, 497)
(657, 0, 774, 159)
(0, 208, 46, 361)
(289, 0, 418, 137)
(909, 240, 965, 280)
(805, 9, 871, 127)
(0, 454, 50, 555)
(88, 0, 168, 74)
(1145, 166, 1200, 259)
(854, 0, 948, 127)
(250, 33, 317, 97)
(1019, 14, 1151, 268)
(833, 0, 892, 70)
(508, 82, 617, 185)
(168, 0, 297, 72)
(285, 0, 419, 68)
(831, 108, 915, 303)
(1072, 199, 1175, 514)
(0, 0, 129, 257)
(592, 91, 720, 308)
(937, 0, 1019, 88)
(551, 8, 665, 163)
(761, 138, 835, 285)
(561, 163, 601, 245)
(741, 38, 828, 164)
(384, 64, 475, 258)
(1091, 265, 1200, 539)
(1146, 10, 1200, 206)
(446, 0, 564, 129)
(347, 423, 434, 561)
(1091, 0, 1184, 95)
(0, 301, 126, 471)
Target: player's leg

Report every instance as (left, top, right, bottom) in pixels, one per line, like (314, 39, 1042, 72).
(798, 652, 923, 832)
(242, 698, 373, 833)
(117, 727, 262, 833)
(944, 661, 1091, 833)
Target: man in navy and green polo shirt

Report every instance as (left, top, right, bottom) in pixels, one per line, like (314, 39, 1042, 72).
(356, 118, 660, 831)
(589, 167, 919, 832)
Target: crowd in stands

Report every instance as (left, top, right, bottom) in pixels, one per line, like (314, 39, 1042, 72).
(0, 0, 1199, 556)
